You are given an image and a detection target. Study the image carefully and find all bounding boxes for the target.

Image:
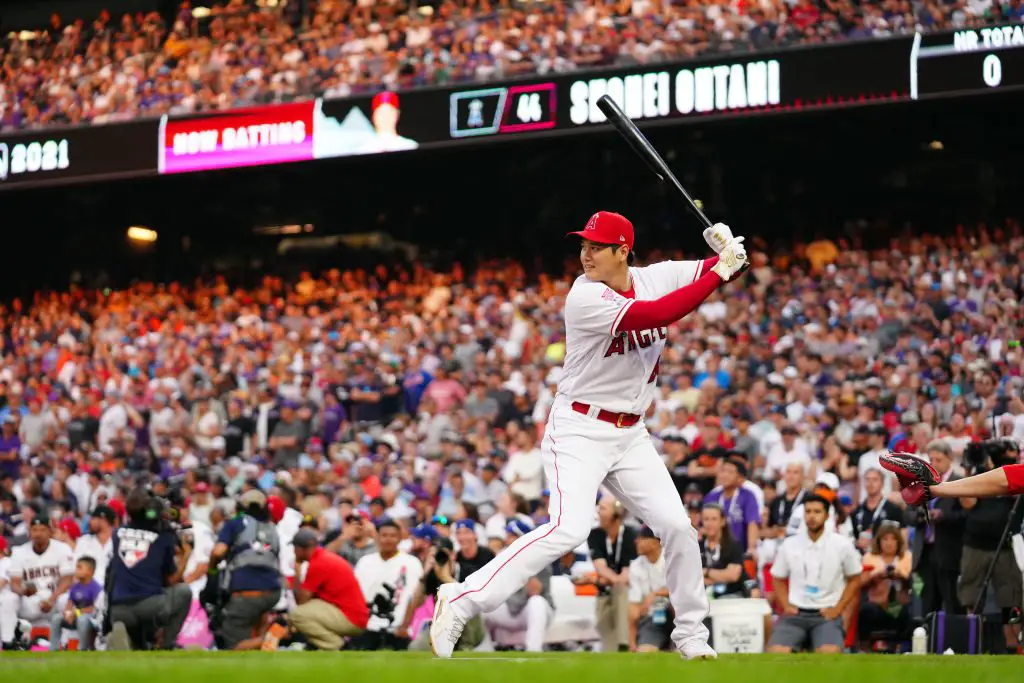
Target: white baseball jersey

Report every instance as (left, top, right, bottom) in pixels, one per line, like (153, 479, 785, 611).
(558, 259, 707, 414)
(9, 539, 75, 600)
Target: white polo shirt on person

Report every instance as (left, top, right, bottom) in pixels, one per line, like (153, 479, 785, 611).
(770, 530, 862, 610)
(628, 551, 667, 603)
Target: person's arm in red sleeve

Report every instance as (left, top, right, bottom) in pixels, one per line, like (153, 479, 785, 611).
(931, 464, 1024, 498)
(617, 271, 723, 333)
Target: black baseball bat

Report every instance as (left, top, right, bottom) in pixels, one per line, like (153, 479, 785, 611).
(596, 95, 712, 230)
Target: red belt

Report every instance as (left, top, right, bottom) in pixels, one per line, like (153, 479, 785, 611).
(571, 401, 641, 428)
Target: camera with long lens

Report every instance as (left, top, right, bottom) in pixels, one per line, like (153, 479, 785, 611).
(433, 542, 451, 566)
(963, 439, 1019, 476)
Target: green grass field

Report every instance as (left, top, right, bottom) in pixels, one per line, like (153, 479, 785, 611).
(0, 652, 1017, 683)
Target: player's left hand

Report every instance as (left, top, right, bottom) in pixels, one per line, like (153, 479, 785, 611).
(703, 223, 735, 254)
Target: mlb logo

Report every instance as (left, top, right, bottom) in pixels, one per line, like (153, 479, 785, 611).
(121, 548, 147, 568)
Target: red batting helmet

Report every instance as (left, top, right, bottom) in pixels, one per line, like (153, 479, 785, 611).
(567, 211, 634, 251)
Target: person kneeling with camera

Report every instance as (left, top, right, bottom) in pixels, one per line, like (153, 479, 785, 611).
(289, 529, 368, 650)
(208, 489, 283, 650)
(398, 531, 485, 652)
(106, 487, 192, 650)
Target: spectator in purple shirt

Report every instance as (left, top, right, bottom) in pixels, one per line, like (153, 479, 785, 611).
(703, 457, 761, 556)
(319, 392, 348, 446)
(0, 417, 22, 480)
(50, 556, 104, 651)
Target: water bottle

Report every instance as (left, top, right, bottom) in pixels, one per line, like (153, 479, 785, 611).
(912, 626, 927, 654)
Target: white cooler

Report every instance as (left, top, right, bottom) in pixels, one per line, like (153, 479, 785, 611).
(708, 598, 772, 654)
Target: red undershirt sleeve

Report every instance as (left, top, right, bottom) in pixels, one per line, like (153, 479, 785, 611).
(616, 270, 723, 334)
(1005, 464, 1024, 495)
(701, 255, 719, 276)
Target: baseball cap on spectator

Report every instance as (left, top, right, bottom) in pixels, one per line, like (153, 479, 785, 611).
(267, 495, 286, 523)
(59, 518, 81, 541)
(307, 437, 323, 453)
(506, 518, 534, 537)
(431, 514, 451, 527)
(31, 514, 50, 528)
(704, 416, 721, 428)
(567, 211, 634, 251)
(108, 499, 126, 521)
(815, 472, 841, 491)
(454, 519, 475, 532)
(210, 436, 226, 451)
(411, 523, 439, 541)
(240, 489, 268, 509)
(354, 457, 373, 471)
(194, 481, 210, 493)
(292, 528, 319, 549)
(92, 505, 117, 525)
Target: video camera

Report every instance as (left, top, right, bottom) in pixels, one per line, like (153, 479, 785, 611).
(963, 439, 1020, 475)
(129, 486, 189, 541)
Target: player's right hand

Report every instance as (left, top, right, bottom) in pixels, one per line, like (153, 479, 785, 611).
(710, 237, 748, 281)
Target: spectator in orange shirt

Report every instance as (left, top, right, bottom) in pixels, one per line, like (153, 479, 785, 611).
(289, 529, 368, 650)
(355, 458, 383, 500)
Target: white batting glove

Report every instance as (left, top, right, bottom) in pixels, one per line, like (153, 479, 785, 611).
(703, 223, 735, 254)
(710, 237, 748, 281)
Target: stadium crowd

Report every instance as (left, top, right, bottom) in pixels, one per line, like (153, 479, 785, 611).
(0, 218, 1023, 652)
(2, 0, 1023, 130)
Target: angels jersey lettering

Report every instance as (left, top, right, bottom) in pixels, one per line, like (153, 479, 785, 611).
(559, 259, 706, 415)
(9, 539, 75, 599)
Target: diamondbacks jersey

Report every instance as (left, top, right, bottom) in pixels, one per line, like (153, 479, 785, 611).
(558, 259, 707, 415)
(8, 539, 75, 600)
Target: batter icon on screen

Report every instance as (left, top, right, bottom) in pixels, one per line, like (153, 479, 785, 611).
(468, 99, 485, 128)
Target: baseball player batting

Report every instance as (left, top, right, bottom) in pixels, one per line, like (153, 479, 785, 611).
(431, 211, 748, 659)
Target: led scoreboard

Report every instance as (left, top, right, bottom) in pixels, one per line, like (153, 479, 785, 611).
(911, 24, 1024, 100)
(449, 83, 557, 138)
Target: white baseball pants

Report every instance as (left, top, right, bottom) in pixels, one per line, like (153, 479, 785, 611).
(449, 396, 710, 652)
(0, 592, 61, 642)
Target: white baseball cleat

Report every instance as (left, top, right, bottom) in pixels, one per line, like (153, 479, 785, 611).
(680, 643, 718, 660)
(430, 583, 466, 659)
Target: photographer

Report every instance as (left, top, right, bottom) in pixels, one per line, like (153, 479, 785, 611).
(905, 442, 965, 615)
(105, 487, 192, 651)
(208, 489, 283, 650)
(399, 535, 475, 651)
(888, 443, 1024, 652)
(352, 519, 422, 650)
(959, 446, 1024, 652)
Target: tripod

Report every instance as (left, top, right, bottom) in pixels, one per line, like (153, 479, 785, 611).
(970, 494, 1023, 652)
